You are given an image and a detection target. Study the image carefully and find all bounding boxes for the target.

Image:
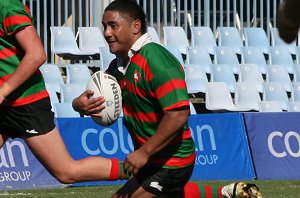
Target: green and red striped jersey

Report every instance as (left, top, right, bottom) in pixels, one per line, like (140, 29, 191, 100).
(0, 0, 48, 106)
(110, 42, 195, 168)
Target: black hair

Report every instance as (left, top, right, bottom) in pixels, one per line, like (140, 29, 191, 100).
(105, 0, 147, 34)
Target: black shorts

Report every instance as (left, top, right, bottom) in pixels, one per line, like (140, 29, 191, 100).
(136, 163, 194, 196)
(0, 97, 55, 138)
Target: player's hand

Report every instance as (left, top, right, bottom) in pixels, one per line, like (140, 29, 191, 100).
(72, 90, 106, 116)
(123, 148, 150, 175)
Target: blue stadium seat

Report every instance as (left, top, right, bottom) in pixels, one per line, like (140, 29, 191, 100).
(59, 84, 85, 103)
(164, 45, 185, 66)
(205, 82, 244, 111)
(241, 47, 267, 75)
(163, 26, 189, 54)
(184, 64, 208, 94)
(258, 101, 283, 112)
(262, 82, 289, 111)
(54, 102, 81, 118)
(40, 63, 64, 93)
(66, 64, 91, 86)
(210, 64, 237, 93)
(190, 26, 217, 55)
(238, 63, 264, 93)
(268, 46, 295, 74)
(77, 26, 107, 54)
(217, 27, 243, 55)
(147, 26, 161, 44)
(234, 82, 261, 111)
(50, 26, 98, 60)
(270, 27, 297, 55)
(244, 27, 270, 54)
(266, 65, 292, 92)
(99, 46, 116, 71)
(214, 47, 239, 74)
(186, 46, 212, 74)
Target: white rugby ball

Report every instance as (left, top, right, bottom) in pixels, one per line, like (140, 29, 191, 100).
(86, 71, 122, 126)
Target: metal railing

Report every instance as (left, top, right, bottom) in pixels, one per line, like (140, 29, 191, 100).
(23, 0, 283, 64)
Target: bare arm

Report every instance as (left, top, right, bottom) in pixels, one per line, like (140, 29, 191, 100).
(123, 108, 190, 174)
(0, 26, 46, 101)
(72, 90, 106, 116)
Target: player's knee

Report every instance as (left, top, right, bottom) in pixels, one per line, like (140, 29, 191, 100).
(51, 169, 77, 184)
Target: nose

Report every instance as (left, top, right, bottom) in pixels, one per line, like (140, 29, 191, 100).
(103, 27, 111, 38)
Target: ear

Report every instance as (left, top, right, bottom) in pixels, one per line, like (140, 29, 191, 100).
(131, 19, 142, 35)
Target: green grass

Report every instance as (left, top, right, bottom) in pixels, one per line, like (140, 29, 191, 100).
(0, 180, 299, 197)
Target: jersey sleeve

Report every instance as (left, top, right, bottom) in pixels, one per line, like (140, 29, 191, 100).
(147, 47, 189, 111)
(0, 0, 34, 36)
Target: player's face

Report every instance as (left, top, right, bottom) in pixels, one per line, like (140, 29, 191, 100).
(102, 11, 135, 57)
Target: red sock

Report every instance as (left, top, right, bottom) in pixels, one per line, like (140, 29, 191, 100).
(108, 158, 130, 180)
(184, 182, 223, 198)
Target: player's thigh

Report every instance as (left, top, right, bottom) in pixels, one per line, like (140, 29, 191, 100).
(112, 177, 183, 198)
(24, 127, 73, 170)
(112, 177, 157, 198)
(0, 133, 8, 149)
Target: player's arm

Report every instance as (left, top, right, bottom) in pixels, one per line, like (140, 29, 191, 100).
(72, 91, 106, 116)
(124, 107, 190, 174)
(0, 26, 46, 99)
(72, 59, 117, 116)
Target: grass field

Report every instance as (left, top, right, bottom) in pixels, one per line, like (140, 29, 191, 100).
(0, 180, 299, 197)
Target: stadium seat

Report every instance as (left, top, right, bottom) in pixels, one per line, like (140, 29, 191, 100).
(268, 46, 295, 74)
(65, 64, 92, 86)
(54, 102, 81, 118)
(270, 27, 297, 55)
(186, 46, 212, 74)
(50, 26, 98, 60)
(164, 45, 185, 66)
(147, 26, 161, 44)
(214, 47, 239, 74)
(205, 82, 244, 111)
(266, 65, 292, 92)
(163, 26, 189, 54)
(77, 26, 107, 54)
(39, 63, 65, 93)
(258, 101, 283, 112)
(262, 82, 289, 111)
(296, 47, 300, 65)
(45, 83, 60, 111)
(241, 47, 267, 75)
(293, 65, 300, 82)
(190, 26, 217, 55)
(189, 101, 197, 114)
(244, 27, 270, 54)
(99, 46, 116, 71)
(59, 83, 85, 103)
(210, 64, 237, 93)
(238, 64, 264, 93)
(291, 82, 300, 102)
(217, 27, 243, 54)
(287, 101, 300, 112)
(234, 82, 261, 111)
(184, 64, 208, 94)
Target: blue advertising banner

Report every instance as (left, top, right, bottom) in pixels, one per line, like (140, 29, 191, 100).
(244, 112, 300, 180)
(57, 113, 255, 187)
(0, 138, 63, 190)
(189, 113, 255, 180)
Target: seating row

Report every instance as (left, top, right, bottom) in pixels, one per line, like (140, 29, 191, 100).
(168, 45, 300, 75)
(185, 63, 300, 94)
(205, 82, 300, 112)
(162, 26, 299, 56)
